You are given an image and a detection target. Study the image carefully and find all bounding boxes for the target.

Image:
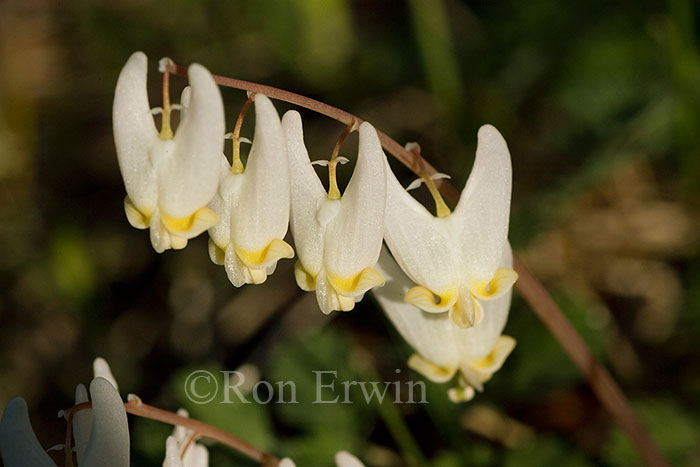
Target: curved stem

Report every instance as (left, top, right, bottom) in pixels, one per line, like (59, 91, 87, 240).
(64, 400, 279, 466)
(164, 60, 667, 467)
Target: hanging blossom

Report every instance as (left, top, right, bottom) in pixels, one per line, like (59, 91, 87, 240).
(374, 248, 516, 402)
(207, 94, 294, 286)
(0, 360, 129, 466)
(383, 125, 518, 328)
(113, 52, 225, 253)
(280, 450, 366, 467)
(283, 111, 386, 314)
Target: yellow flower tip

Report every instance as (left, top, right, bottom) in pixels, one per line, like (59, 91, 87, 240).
(460, 335, 517, 389)
(328, 266, 385, 297)
(248, 267, 268, 285)
(337, 294, 356, 312)
(123, 196, 151, 229)
(236, 238, 294, 268)
(170, 235, 188, 250)
(470, 335, 516, 374)
(407, 354, 457, 383)
(207, 239, 226, 265)
(404, 285, 457, 313)
(447, 385, 476, 403)
(294, 261, 317, 292)
(161, 207, 219, 237)
(471, 267, 519, 301)
(449, 295, 484, 329)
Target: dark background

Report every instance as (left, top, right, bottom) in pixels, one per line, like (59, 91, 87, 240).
(1, 0, 699, 465)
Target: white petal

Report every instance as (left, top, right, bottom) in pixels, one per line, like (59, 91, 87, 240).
(73, 384, 92, 465)
(160, 63, 225, 218)
(179, 86, 191, 118)
(182, 444, 208, 467)
(454, 242, 514, 359)
(279, 459, 297, 467)
(231, 95, 290, 253)
(324, 122, 386, 281)
(93, 357, 119, 392)
(149, 210, 172, 253)
(335, 450, 366, 467)
(163, 436, 184, 467)
(82, 378, 130, 467)
(207, 157, 238, 252)
(383, 158, 458, 300)
(113, 51, 158, 215)
(0, 398, 56, 467)
(283, 110, 326, 278)
(448, 124, 512, 281)
(374, 249, 461, 368)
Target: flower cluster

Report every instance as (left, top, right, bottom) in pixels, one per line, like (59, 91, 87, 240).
(112, 52, 518, 400)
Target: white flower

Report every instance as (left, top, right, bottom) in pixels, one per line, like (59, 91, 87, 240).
(0, 378, 129, 467)
(383, 124, 518, 328)
(113, 51, 225, 253)
(162, 409, 208, 467)
(207, 94, 294, 286)
(374, 248, 516, 402)
(283, 111, 386, 314)
(280, 450, 365, 467)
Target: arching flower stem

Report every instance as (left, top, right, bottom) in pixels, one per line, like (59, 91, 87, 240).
(161, 60, 667, 467)
(62, 400, 279, 466)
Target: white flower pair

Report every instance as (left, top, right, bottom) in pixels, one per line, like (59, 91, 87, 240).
(113, 52, 387, 315)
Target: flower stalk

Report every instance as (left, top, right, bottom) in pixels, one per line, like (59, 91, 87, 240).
(161, 59, 667, 467)
(230, 92, 257, 174)
(63, 399, 279, 466)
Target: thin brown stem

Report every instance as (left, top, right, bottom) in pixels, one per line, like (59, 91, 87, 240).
(63, 400, 278, 466)
(164, 60, 667, 467)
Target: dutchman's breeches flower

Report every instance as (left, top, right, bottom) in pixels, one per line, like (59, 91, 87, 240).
(383, 125, 518, 328)
(207, 94, 294, 286)
(374, 248, 516, 402)
(283, 111, 387, 314)
(113, 52, 225, 253)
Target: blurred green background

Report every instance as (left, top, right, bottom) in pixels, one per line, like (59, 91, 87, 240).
(1, 0, 700, 465)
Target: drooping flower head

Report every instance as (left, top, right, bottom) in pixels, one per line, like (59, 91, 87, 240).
(113, 52, 225, 252)
(207, 94, 294, 286)
(283, 111, 387, 314)
(374, 248, 516, 402)
(383, 125, 518, 328)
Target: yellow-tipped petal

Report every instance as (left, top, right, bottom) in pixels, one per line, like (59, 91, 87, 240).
(404, 285, 457, 313)
(248, 267, 268, 285)
(208, 239, 226, 265)
(337, 294, 356, 312)
(450, 294, 484, 328)
(471, 267, 519, 301)
(294, 261, 316, 291)
(407, 353, 457, 383)
(461, 335, 516, 389)
(170, 235, 188, 250)
(328, 266, 385, 297)
(235, 238, 294, 268)
(447, 385, 476, 403)
(161, 206, 219, 237)
(124, 196, 150, 229)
